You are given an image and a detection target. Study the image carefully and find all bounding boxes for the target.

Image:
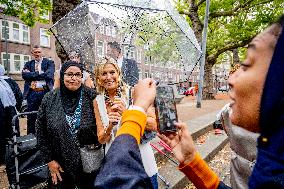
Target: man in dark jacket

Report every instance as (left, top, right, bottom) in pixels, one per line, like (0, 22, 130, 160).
(107, 41, 139, 86)
(22, 45, 55, 134)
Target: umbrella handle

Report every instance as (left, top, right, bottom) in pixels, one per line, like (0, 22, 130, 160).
(150, 143, 179, 165)
(158, 140, 172, 152)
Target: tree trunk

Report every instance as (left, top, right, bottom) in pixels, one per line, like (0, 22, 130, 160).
(232, 48, 240, 67)
(202, 58, 215, 100)
(52, 0, 80, 62)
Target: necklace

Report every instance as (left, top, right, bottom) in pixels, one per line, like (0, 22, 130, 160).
(104, 85, 122, 106)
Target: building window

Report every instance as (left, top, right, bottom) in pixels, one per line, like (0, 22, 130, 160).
(2, 53, 10, 72)
(12, 23, 20, 41)
(1, 21, 9, 40)
(1, 52, 30, 73)
(145, 71, 149, 78)
(1, 20, 30, 44)
(138, 68, 142, 79)
(111, 27, 116, 37)
(99, 25, 104, 34)
(24, 55, 30, 63)
(145, 56, 150, 65)
(22, 25, 29, 43)
(137, 50, 142, 63)
(97, 41, 104, 57)
(40, 28, 50, 47)
(124, 46, 135, 59)
(14, 55, 21, 71)
(106, 25, 111, 36)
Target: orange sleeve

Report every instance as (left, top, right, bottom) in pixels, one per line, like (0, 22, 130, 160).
(116, 110, 147, 144)
(179, 153, 220, 189)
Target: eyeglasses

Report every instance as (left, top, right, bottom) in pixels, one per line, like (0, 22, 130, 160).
(64, 72, 83, 79)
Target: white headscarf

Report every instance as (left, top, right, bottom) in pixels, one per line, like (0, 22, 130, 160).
(0, 65, 16, 107)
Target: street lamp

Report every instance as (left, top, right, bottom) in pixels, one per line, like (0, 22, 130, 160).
(196, 0, 210, 108)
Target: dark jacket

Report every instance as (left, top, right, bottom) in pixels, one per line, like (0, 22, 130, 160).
(22, 58, 55, 98)
(35, 86, 99, 179)
(95, 135, 153, 189)
(121, 58, 139, 86)
(249, 25, 284, 189)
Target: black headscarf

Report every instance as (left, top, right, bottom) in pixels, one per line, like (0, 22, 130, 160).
(60, 60, 83, 115)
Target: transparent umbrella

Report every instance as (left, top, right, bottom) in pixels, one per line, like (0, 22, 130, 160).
(51, 0, 201, 81)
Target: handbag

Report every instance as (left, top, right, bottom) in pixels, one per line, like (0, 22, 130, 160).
(80, 143, 104, 173)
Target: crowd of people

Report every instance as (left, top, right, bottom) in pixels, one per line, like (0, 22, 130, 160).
(0, 14, 283, 189)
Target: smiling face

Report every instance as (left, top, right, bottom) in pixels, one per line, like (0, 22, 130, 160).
(228, 25, 280, 132)
(99, 63, 119, 92)
(63, 66, 82, 91)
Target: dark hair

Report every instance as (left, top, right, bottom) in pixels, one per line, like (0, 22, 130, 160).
(33, 45, 40, 49)
(107, 41, 121, 53)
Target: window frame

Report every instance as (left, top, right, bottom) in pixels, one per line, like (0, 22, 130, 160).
(40, 28, 50, 47)
(1, 52, 31, 74)
(1, 20, 30, 44)
(97, 41, 104, 58)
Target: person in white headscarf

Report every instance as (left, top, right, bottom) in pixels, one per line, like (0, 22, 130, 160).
(0, 65, 23, 166)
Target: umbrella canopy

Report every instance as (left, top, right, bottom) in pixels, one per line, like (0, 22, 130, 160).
(51, 0, 201, 81)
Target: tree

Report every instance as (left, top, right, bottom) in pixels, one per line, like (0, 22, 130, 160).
(0, 0, 52, 26)
(176, 0, 284, 99)
(129, 13, 182, 65)
(52, 0, 81, 61)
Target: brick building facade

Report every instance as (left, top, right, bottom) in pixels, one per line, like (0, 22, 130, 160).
(0, 13, 60, 90)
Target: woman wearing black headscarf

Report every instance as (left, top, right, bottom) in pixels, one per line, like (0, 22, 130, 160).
(36, 61, 100, 188)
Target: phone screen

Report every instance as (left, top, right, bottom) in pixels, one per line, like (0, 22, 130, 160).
(155, 85, 178, 134)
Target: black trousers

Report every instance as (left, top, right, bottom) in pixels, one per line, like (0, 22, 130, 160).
(27, 90, 46, 134)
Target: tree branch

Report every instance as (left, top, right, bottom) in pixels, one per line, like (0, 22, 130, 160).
(210, 0, 254, 19)
(196, 0, 206, 7)
(178, 9, 190, 16)
(207, 37, 254, 64)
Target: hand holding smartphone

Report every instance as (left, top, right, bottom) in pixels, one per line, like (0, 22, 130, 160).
(155, 85, 178, 134)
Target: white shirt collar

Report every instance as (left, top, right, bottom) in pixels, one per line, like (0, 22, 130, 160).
(35, 57, 43, 64)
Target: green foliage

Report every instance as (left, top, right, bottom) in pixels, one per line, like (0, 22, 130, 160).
(121, 12, 182, 65)
(176, 0, 284, 62)
(0, 0, 52, 26)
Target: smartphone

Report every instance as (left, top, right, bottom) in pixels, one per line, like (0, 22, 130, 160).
(155, 85, 178, 134)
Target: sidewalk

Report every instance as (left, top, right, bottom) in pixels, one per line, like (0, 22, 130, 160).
(177, 92, 230, 122)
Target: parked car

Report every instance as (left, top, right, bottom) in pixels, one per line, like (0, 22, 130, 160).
(184, 87, 195, 96)
(218, 86, 229, 92)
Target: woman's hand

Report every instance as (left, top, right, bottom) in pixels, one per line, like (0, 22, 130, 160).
(146, 105, 157, 131)
(158, 122, 197, 165)
(111, 99, 126, 115)
(48, 160, 64, 185)
(108, 111, 121, 126)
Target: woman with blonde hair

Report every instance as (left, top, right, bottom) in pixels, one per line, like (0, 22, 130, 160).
(94, 57, 159, 188)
